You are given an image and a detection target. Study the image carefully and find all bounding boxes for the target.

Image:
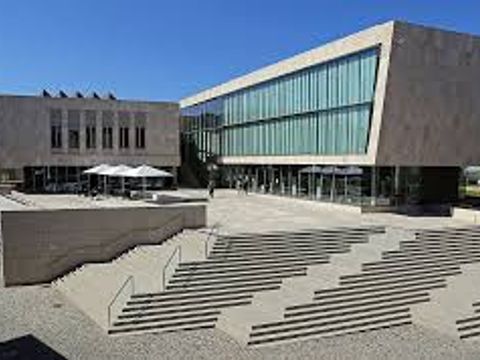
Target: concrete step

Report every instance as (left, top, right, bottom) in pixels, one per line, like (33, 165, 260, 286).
(339, 267, 460, 286)
(165, 279, 283, 296)
(313, 278, 445, 302)
(168, 268, 306, 288)
(180, 254, 330, 269)
(339, 264, 461, 283)
(416, 233, 480, 240)
(321, 272, 453, 297)
(247, 309, 411, 346)
(213, 235, 371, 246)
(381, 248, 480, 262)
(362, 252, 480, 271)
(288, 293, 429, 321)
(171, 266, 307, 283)
(394, 241, 480, 251)
(209, 245, 351, 257)
(174, 261, 317, 276)
(287, 288, 438, 317)
(209, 246, 351, 259)
(166, 272, 305, 290)
(221, 227, 384, 241)
(409, 263, 480, 339)
(457, 316, 480, 339)
(383, 245, 480, 258)
(113, 309, 221, 327)
(415, 226, 480, 236)
(400, 238, 480, 248)
(354, 259, 480, 278)
(130, 284, 280, 303)
(127, 293, 252, 309)
(108, 316, 217, 335)
(121, 296, 253, 317)
(212, 241, 357, 252)
(253, 295, 427, 332)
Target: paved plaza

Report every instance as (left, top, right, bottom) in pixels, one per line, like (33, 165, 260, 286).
(207, 190, 466, 234)
(1, 190, 480, 359)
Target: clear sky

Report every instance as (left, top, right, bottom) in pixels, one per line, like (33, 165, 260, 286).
(0, 0, 478, 101)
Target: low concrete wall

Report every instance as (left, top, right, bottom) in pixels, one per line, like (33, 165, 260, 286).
(0, 204, 206, 286)
(452, 207, 480, 224)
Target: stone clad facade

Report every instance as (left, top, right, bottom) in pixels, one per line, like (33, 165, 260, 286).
(0, 94, 180, 188)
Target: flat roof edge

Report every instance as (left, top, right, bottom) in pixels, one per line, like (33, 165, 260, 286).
(180, 20, 396, 107)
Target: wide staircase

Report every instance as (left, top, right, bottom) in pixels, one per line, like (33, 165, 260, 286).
(246, 225, 480, 346)
(52, 228, 210, 330)
(107, 226, 385, 335)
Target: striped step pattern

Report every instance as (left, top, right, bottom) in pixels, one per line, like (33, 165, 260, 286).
(108, 226, 385, 335)
(247, 225, 480, 346)
(457, 301, 480, 339)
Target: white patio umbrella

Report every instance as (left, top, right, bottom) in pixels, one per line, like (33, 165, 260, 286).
(96, 165, 135, 196)
(83, 164, 112, 174)
(83, 164, 112, 195)
(102, 165, 134, 194)
(122, 165, 173, 196)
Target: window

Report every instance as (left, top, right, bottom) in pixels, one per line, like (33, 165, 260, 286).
(50, 109, 62, 149)
(135, 127, 145, 149)
(67, 110, 80, 149)
(119, 127, 129, 148)
(85, 110, 96, 149)
(134, 112, 146, 149)
(102, 111, 113, 149)
(118, 111, 130, 149)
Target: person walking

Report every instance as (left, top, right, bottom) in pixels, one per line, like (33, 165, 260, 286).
(208, 180, 215, 199)
(236, 177, 242, 195)
(243, 176, 249, 195)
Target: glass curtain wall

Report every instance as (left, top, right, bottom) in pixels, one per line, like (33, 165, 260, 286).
(181, 47, 380, 160)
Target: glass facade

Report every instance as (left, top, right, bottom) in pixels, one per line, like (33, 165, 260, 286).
(181, 47, 380, 160)
(180, 45, 461, 212)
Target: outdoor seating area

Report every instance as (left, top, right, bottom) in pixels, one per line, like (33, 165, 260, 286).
(84, 164, 174, 199)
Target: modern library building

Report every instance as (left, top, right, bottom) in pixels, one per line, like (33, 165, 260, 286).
(180, 21, 480, 212)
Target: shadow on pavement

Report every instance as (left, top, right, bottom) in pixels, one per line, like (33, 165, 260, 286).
(0, 334, 67, 360)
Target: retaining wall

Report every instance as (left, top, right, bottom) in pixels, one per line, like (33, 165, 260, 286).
(0, 204, 206, 286)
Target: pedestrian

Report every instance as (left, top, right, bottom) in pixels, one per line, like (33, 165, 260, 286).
(236, 177, 242, 195)
(243, 176, 249, 195)
(208, 180, 215, 199)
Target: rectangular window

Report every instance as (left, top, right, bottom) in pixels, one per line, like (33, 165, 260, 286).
(67, 110, 80, 149)
(135, 127, 145, 148)
(118, 111, 130, 149)
(134, 112, 147, 149)
(50, 109, 62, 149)
(85, 110, 96, 149)
(119, 127, 129, 148)
(102, 111, 113, 149)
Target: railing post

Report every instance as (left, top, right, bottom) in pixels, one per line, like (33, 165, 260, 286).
(162, 245, 181, 291)
(107, 275, 134, 328)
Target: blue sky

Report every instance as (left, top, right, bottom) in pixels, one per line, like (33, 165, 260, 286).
(0, 0, 478, 101)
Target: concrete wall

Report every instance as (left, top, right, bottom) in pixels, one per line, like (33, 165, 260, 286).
(376, 22, 480, 166)
(452, 207, 480, 224)
(0, 95, 180, 170)
(0, 204, 206, 286)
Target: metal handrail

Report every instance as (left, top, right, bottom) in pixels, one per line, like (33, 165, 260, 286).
(162, 245, 182, 290)
(204, 222, 220, 258)
(105, 213, 183, 327)
(107, 275, 134, 327)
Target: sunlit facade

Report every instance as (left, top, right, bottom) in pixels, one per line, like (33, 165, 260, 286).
(180, 21, 480, 213)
